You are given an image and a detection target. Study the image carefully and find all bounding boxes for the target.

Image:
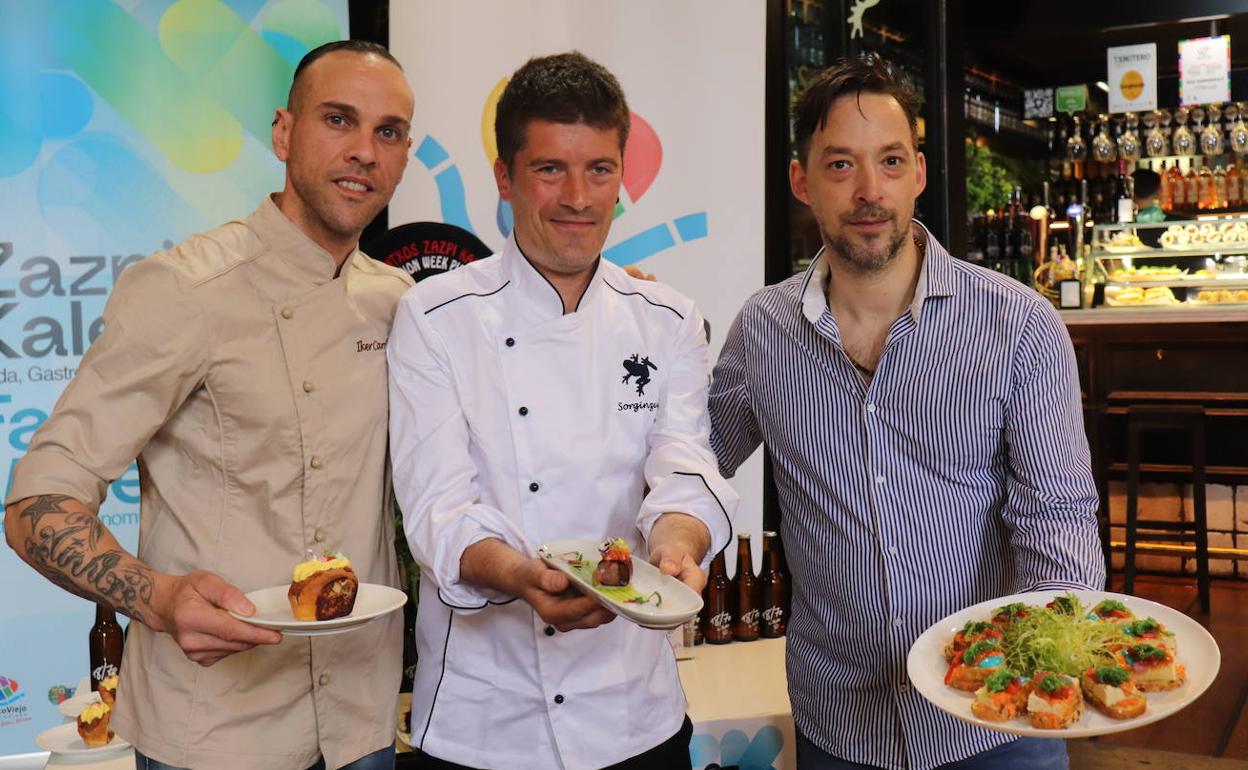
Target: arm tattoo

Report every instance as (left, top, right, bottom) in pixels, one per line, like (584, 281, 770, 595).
(19, 495, 155, 623)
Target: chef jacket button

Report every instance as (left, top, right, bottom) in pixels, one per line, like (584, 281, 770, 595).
(310, 456, 323, 469)
(553, 694, 564, 704)
(281, 308, 293, 320)
(314, 529, 326, 543)
(529, 482, 540, 493)
(318, 674, 331, 686)
(505, 337, 515, 347)
(518, 406, 529, 416)
(303, 381, 314, 393)
(544, 625, 555, 637)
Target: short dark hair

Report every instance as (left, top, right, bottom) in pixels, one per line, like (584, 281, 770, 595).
(792, 55, 921, 164)
(1132, 168, 1161, 200)
(287, 40, 403, 111)
(495, 52, 630, 171)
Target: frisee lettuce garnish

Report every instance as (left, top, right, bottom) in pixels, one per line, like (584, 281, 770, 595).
(1000, 602, 1121, 676)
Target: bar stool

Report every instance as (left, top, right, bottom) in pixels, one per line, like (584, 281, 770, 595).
(1123, 404, 1210, 613)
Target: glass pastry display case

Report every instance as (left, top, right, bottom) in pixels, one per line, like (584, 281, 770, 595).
(1089, 218, 1248, 308)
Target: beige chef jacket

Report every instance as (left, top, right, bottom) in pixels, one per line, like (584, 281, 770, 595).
(7, 196, 412, 770)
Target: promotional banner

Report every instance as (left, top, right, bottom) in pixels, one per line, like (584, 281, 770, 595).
(388, 0, 768, 560)
(0, 1, 347, 760)
(1107, 43, 1156, 114)
(1179, 35, 1231, 106)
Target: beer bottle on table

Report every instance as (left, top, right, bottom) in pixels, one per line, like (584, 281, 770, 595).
(702, 551, 733, 644)
(89, 604, 124, 691)
(759, 531, 788, 638)
(732, 533, 759, 642)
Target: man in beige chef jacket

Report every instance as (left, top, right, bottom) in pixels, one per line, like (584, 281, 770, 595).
(3, 40, 414, 770)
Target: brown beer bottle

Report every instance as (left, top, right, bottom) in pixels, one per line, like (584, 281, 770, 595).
(759, 531, 788, 638)
(89, 604, 124, 691)
(731, 533, 759, 641)
(702, 551, 733, 644)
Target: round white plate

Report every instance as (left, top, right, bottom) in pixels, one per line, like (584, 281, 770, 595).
(228, 583, 406, 637)
(537, 538, 703, 630)
(906, 589, 1220, 738)
(36, 722, 130, 756)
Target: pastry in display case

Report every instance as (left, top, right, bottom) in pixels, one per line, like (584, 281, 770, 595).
(1089, 218, 1248, 308)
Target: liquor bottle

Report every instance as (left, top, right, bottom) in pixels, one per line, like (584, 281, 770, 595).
(731, 534, 759, 642)
(1158, 161, 1172, 211)
(759, 532, 788, 638)
(89, 605, 124, 692)
(1185, 162, 1200, 211)
(1215, 164, 1229, 210)
(1227, 159, 1242, 209)
(1168, 160, 1185, 209)
(1115, 162, 1133, 224)
(702, 551, 733, 644)
(985, 210, 1001, 263)
(1199, 162, 1215, 210)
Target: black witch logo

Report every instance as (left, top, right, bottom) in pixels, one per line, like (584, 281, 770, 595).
(621, 354, 658, 396)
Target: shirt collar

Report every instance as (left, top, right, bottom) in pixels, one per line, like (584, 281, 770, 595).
(800, 220, 955, 326)
(250, 194, 353, 283)
(502, 233, 605, 320)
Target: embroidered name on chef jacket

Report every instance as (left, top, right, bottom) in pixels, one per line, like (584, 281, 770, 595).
(355, 338, 388, 352)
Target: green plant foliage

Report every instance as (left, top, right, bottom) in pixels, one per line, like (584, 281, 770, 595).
(966, 135, 1018, 213)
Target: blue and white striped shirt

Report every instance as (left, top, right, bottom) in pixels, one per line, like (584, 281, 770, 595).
(708, 224, 1105, 770)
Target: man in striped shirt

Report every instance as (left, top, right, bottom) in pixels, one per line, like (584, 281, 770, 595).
(708, 56, 1104, 770)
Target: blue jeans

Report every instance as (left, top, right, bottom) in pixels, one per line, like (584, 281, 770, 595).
(796, 733, 1067, 770)
(135, 742, 395, 770)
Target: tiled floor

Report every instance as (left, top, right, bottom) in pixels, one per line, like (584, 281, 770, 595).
(1068, 574, 1248, 767)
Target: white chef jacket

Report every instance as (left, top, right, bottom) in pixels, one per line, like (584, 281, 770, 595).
(388, 235, 737, 769)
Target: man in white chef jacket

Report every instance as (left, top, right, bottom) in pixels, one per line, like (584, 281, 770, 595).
(388, 52, 737, 770)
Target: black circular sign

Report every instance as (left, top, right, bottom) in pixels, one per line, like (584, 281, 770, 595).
(365, 221, 492, 283)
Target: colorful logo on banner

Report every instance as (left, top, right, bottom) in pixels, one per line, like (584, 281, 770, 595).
(412, 77, 707, 266)
(0, 677, 23, 708)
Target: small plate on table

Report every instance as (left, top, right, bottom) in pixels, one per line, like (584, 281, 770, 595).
(537, 539, 703, 630)
(229, 583, 406, 637)
(36, 722, 130, 758)
(906, 589, 1219, 738)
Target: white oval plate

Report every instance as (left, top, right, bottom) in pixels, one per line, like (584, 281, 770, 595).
(537, 538, 703, 630)
(36, 721, 130, 756)
(228, 583, 406, 637)
(906, 589, 1220, 738)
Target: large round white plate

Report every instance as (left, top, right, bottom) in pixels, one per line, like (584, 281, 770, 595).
(228, 583, 406, 637)
(538, 539, 703, 630)
(906, 589, 1220, 738)
(36, 722, 130, 757)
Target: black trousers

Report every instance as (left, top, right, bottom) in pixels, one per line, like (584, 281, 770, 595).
(413, 715, 693, 770)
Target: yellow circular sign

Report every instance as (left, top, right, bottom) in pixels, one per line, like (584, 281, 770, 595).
(1120, 70, 1145, 101)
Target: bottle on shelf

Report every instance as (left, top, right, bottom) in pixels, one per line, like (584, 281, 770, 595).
(1198, 161, 1215, 210)
(1184, 161, 1200, 211)
(731, 533, 759, 642)
(1168, 159, 1185, 210)
(759, 531, 788, 638)
(1158, 160, 1172, 212)
(1215, 163, 1229, 210)
(89, 604, 124, 692)
(1115, 161, 1133, 224)
(1228, 159, 1242, 209)
(702, 551, 733, 644)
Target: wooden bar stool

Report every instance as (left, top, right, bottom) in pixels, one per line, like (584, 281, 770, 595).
(1123, 404, 1210, 613)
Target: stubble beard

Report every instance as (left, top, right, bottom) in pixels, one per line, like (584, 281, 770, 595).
(825, 218, 910, 274)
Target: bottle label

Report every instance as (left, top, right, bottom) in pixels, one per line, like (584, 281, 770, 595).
(1117, 198, 1134, 223)
(710, 612, 732, 631)
(762, 606, 785, 626)
(92, 663, 119, 683)
(740, 608, 760, 629)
